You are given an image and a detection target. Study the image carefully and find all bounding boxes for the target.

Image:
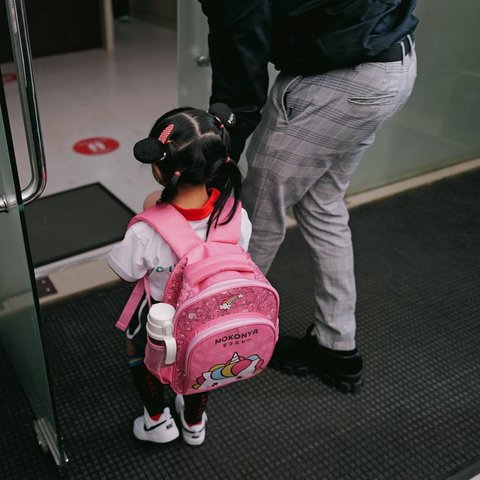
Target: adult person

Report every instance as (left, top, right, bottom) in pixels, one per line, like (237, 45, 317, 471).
(198, 0, 418, 393)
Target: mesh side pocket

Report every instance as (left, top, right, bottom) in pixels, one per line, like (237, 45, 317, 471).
(144, 337, 167, 375)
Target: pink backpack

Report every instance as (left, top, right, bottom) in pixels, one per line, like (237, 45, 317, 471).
(115, 199, 280, 395)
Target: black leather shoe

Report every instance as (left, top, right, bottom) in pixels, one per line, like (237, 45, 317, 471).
(270, 326, 364, 393)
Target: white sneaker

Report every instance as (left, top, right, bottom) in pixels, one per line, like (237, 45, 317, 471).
(133, 407, 179, 443)
(175, 395, 207, 446)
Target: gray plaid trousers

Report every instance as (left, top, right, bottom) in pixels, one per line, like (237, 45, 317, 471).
(242, 48, 417, 350)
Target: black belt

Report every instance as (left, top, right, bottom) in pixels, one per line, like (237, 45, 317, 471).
(368, 34, 414, 63)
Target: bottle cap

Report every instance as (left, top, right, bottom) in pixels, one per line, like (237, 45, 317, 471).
(147, 303, 175, 340)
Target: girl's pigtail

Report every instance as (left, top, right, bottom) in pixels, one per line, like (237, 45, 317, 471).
(208, 158, 242, 233)
(158, 143, 180, 204)
(205, 104, 240, 234)
(160, 170, 181, 204)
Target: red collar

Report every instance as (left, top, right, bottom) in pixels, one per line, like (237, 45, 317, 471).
(172, 188, 221, 221)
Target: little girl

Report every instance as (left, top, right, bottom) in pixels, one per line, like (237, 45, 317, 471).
(107, 105, 252, 446)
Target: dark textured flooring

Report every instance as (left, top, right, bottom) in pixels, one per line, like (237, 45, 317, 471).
(24, 183, 134, 267)
(2, 169, 480, 479)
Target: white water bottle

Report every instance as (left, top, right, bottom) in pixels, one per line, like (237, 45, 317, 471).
(146, 303, 177, 365)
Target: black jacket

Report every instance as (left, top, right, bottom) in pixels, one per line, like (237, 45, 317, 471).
(199, 0, 418, 160)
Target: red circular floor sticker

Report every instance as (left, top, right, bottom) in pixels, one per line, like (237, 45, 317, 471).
(73, 137, 119, 155)
(2, 73, 17, 84)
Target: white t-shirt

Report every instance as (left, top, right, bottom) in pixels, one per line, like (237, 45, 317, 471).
(107, 208, 252, 301)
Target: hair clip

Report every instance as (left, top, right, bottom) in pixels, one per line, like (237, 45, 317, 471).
(209, 103, 236, 128)
(158, 124, 175, 144)
(173, 171, 181, 177)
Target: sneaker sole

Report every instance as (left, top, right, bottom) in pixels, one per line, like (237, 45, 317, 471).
(182, 431, 206, 446)
(269, 359, 364, 394)
(133, 428, 180, 444)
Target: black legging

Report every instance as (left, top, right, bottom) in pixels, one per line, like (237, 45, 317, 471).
(129, 354, 208, 424)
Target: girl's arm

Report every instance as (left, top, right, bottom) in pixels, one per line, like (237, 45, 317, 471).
(239, 208, 253, 251)
(106, 225, 150, 282)
(143, 191, 162, 210)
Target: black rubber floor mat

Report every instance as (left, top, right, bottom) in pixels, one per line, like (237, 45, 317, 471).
(0, 343, 60, 478)
(24, 183, 134, 267)
(3, 169, 480, 479)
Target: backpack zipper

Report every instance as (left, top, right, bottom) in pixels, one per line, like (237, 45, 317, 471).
(174, 279, 279, 322)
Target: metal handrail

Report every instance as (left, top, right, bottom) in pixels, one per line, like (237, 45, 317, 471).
(0, 0, 46, 212)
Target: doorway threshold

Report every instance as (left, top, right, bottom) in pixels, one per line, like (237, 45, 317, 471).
(35, 246, 120, 306)
(345, 156, 480, 209)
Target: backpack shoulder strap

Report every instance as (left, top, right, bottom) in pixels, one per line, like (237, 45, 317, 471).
(116, 204, 200, 331)
(115, 276, 151, 331)
(207, 198, 242, 244)
(130, 203, 203, 258)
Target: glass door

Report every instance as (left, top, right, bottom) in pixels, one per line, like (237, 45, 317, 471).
(177, 0, 210, 109)
(0, 72, 65, 467)
(0, 0, 65, 466)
